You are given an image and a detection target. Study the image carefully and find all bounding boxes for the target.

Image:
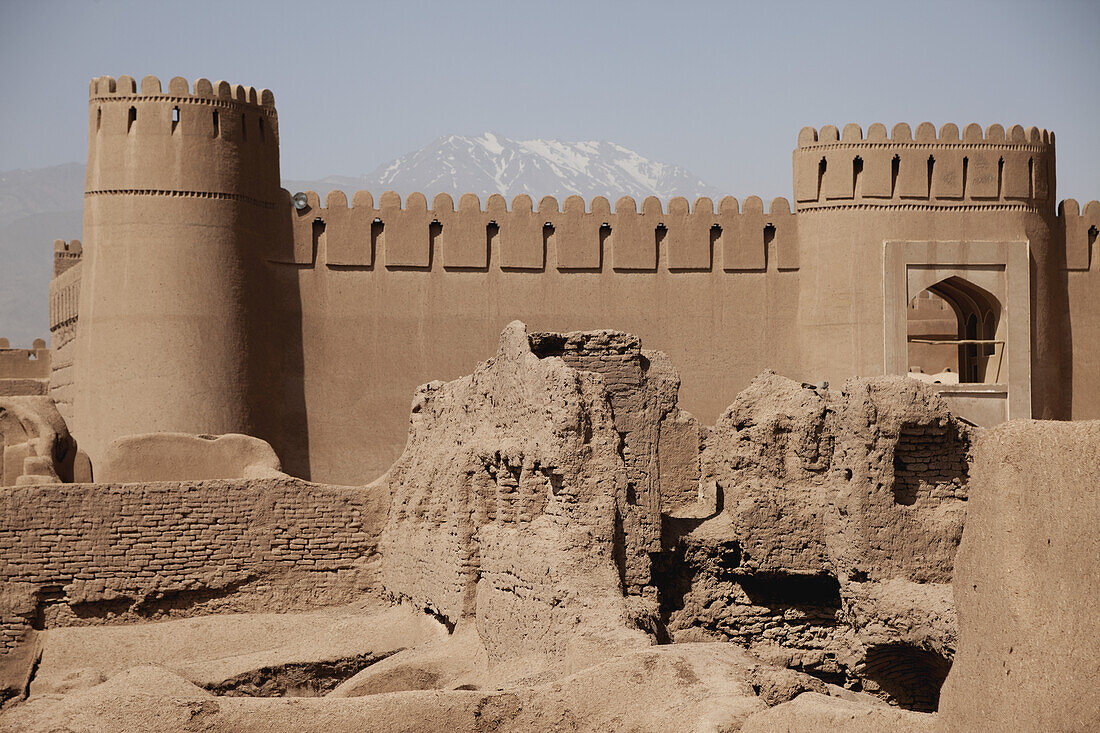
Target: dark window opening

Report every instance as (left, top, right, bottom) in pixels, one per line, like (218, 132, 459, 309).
(890, 155, 901, 196)
(127, 106, 137, 132)
(171, 106, 180, 133)
(853, 156, 863, 196)
(96, 107, 102, 132)
(212, 109, 219, 137)
(258, 117, 265, 141)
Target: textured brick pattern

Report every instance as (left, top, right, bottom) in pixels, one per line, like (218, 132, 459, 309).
(0, 478, 384, 657)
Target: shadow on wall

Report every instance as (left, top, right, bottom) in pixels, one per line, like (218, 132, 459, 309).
(249, 196, 311, 480)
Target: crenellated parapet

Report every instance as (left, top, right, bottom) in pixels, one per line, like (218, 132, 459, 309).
(85, 75, 279, 203)
(793, 123, 1055, 212)
(1059, 199, 1100, 270)
(277, 190, 800, 272)
(52, 239, 82, 279)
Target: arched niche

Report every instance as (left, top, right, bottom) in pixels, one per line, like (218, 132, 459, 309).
(906, 276, 1004, 384)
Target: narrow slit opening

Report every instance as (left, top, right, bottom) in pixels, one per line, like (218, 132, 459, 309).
(212, 109, 219, 137)
(127, 106, 137, 133)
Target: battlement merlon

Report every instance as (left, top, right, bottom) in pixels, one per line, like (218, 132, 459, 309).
(89, 75, 275, 109)
(1060, 199, 1100, 270)
(53, 239, 82, 279)
(276, 189, 799, 271)
(793, 122, 1056, 210)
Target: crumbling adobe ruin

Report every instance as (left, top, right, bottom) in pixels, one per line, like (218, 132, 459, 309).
(0, 68, 1097, 731)
(6, 321, 1090, 732)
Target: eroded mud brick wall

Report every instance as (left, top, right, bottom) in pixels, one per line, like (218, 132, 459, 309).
(0, 478, 385, 658)
(528, 330, 701, 592)
(938, 420, 1100, 732)
(663, 373, 970, 711)
(379, 324, 654, 664)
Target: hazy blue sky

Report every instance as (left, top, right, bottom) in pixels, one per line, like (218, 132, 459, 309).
(1, 0, 1098, 201)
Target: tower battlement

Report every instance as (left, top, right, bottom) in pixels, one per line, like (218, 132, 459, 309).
(280, 190, 799, 271)
(85, 75, 279, 201)
(793, 122, 1056, 211)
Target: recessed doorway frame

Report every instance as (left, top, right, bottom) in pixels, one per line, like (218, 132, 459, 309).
(883, 240, 1031, 421)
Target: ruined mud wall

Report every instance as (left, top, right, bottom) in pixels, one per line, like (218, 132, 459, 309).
(379, 323, 657, 665)
(661, 373, 970, 711)
(0, 478, 385, 659)
(265, 192, 800, 484)
(937, 420, 1100, 732)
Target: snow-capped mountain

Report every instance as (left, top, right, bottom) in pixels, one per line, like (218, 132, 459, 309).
(285, 132, 723, 204)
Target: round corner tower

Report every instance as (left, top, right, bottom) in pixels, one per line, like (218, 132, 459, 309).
(75, 74, 282, 465)
(791, 122, 1064, 423)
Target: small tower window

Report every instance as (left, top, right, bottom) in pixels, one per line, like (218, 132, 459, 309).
(171, 106, 180, 132)
(212, 109, 219, 137)
(258, 117, 265, 141)
(127, 106, 137, 133)
(96, 107, 102, 132)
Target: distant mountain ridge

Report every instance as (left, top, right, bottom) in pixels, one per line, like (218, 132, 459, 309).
(0, 136, 722, 345)
(284, 132, 724, 204)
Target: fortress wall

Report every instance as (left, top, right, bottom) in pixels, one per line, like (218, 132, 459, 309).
(268, 193, 801, 484)
(0, 477, 385, 658)
(1061, 200, 1100, 418)
(277, 190, 799, 272)
(48, 246, 82, 425)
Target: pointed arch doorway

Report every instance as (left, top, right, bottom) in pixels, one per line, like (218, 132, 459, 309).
(884, 241, 1031, 426)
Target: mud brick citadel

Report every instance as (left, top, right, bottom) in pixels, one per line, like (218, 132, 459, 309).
(0, 75, 1097, 732)
(0, 74, 1078, 484)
